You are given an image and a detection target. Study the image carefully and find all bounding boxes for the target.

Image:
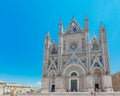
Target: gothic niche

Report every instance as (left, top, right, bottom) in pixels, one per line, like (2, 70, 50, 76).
(82, 39, 85, 52)
(51, 48, 57, 54)
(51, 42, 58, 55)
(92, 42, 99, 51)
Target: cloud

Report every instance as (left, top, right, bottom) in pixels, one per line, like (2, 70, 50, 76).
(36, 81, 41, 88)
(37, 81, 41, 86)
(28, 81, 41, 88)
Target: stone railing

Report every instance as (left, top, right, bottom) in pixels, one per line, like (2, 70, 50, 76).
(17, 92, 120, 96)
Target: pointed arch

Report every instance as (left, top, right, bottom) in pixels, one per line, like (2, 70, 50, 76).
(91, 68, 103, 83)
(91, 36, 100, 51)
(90, 56, 103, 72)
(62, 63, 86, 76)
(65, 18, 84, 34)
(47, 60, 58, 73)
(91, 36, 99, 44)
(62, 52, 87, 71)
(51, 41, 58, 54)
(48, 70, 57, 77)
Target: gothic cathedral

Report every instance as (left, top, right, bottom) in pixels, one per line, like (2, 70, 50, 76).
(41, 16, 113, 92)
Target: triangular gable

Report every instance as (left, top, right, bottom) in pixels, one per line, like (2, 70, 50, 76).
(67, 52, 82, 64)
(63, 52, 86, 70)
(51, 41, 58, 54)
(90, 56, 103, 71)
(91, 36, 99, 45)
(91, 36, 100, 50)
(48, 60, 57, 72)
(65, 18, 84, 34)
(52, 41, 58, 49)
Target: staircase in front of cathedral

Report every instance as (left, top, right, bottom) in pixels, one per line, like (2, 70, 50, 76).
(18, 92, 120, 96)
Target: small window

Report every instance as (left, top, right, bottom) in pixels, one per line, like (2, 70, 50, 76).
(94, 63, 100, 67)
(51, 48, 57, 54)
(71, 72, 77, 76)
(99, 56, 103, 63)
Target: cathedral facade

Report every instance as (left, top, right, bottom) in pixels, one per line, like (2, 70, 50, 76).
(41, 17, 113, 92)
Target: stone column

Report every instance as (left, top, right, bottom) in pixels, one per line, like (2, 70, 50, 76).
(102, 75, 113, 92)
(86, 75, 94, 92)
(41, 77, 49, 92)
(55, 76, 64, 92)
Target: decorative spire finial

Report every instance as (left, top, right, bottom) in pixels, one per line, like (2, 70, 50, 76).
(59, 17, 62, 25)
(100, 21, 103, 28)
(47, 30, 50, 37)
(84, 14, 89, 32)
(59, 17, 63, 33)
(100, 22, 106, 32)
(72, 16, 75, 21)
(85, 14, 88, 20)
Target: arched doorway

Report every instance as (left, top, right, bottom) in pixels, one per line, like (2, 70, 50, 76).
(51, 74, 55, 92)
(48, 71, 56, 92)
(93, 68, 102, 91)
(69, 71, 79, 91)
(62, 64, 86, 92)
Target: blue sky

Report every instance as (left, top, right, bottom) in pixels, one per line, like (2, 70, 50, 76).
(0, 0, 120, 86)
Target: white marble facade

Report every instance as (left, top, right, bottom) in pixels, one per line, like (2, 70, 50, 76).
(41, 16, 113, 92)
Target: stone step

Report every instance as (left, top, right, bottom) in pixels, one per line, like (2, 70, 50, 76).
(18, 92, 120, 96)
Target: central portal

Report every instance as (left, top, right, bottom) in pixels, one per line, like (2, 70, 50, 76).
(51, 85, 55, 92)
(95, 83, 99, 91)
(71, 80, 77, 91)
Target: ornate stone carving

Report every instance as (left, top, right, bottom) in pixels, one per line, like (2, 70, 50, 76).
(42, 17, 112, 92)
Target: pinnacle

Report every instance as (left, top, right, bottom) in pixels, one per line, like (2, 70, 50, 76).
(47, 31, 50, 37)
(59, 17, 62, 25)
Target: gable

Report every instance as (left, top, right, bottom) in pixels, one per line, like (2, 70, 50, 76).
(62, 52, 87, 71)
(65, 18, 84, 34)
(90, 56, 103, 71)
(91, 36, 100, 51)
(47, 60, 57, 73)
(91, 36, 99, 45)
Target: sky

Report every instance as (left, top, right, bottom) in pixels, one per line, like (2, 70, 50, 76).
(0, 0, 120, 87)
